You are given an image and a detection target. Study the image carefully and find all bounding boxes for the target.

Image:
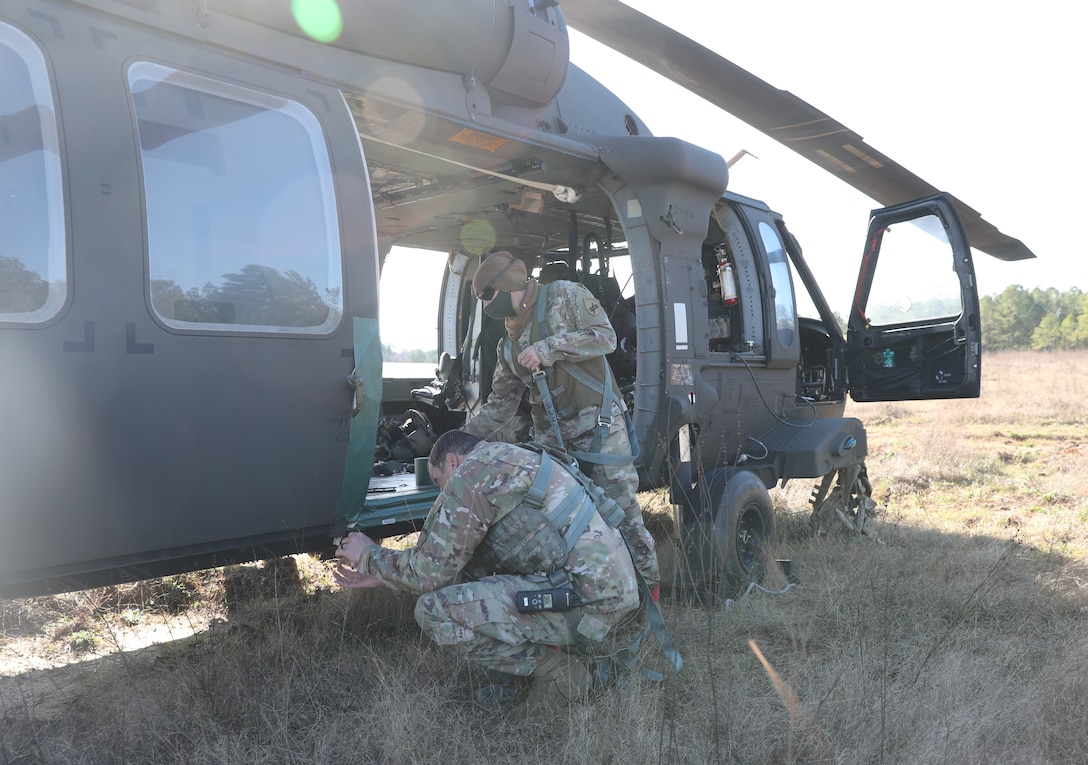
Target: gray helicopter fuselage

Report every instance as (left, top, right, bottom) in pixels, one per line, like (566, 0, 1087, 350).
(0, 0, 983, 596)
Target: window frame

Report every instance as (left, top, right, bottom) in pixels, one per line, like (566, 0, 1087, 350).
(0, 21, 68, 327)
(128, 60, 344, 337)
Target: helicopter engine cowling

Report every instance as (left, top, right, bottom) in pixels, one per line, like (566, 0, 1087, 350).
(218, 0, 570, 106)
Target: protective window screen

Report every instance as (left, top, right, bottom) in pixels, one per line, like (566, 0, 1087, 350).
(866, 214, 961, 326)
(129, 62, 342, 333)
(0, 23, 66, 323)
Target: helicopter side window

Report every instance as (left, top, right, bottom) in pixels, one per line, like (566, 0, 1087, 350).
(759, 221, 796, 348)
(0, 23, 66, 324)
(129, 62, 343, 335)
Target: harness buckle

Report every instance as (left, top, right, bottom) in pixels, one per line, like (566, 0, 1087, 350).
(597, 413, 615, 428)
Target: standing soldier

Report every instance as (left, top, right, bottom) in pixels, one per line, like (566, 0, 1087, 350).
(335, 430, 639, 714)
(461, 251, 659, 588)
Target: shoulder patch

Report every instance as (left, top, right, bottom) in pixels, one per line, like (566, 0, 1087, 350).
(584, 298, 602, 316)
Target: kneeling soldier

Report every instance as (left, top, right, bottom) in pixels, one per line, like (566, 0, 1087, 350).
(335, 430, 639, 713)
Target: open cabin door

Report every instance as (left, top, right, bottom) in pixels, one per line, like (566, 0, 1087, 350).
(847, 193, 981, 401)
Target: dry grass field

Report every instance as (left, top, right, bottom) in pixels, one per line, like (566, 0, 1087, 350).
(2, 350, 1086, 764)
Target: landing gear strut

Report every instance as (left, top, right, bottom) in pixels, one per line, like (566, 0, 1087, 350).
(810, 463, 878, 538)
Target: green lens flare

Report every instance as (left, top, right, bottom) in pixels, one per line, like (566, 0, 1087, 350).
(460, 220, 497, 256)
(291, 0, 343, 43)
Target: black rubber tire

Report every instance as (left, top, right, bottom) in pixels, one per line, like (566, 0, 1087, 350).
(708, 468, 777, 594)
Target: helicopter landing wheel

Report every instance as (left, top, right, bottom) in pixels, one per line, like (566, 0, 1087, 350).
(810, 463, 879, 538)
(715, 472, 775, 591)
(678, 467, 777, 602)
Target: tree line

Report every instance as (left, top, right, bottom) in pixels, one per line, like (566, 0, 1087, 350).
(383, 345, 437, 363)
(980, 286, 1088, 351)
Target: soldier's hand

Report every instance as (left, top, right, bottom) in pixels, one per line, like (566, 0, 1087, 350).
(335, 530, 376, 570)
(333, 562, 384, 589)
(517, 346, 543, 371)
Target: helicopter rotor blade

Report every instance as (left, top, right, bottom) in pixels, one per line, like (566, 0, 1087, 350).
(561, 0, 1034, 261)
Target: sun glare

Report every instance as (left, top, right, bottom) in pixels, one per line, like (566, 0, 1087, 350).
(291, 0, 343, 43)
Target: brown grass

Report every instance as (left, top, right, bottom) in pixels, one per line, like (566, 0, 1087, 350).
(2, 350, 1087, 764)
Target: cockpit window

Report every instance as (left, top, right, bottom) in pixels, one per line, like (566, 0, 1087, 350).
(0, 23, 66, 324)
(759, 221, 796, 347)
(129, 62, 342, 334)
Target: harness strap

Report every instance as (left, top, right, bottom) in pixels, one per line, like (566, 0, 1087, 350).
(503, 337, 567, 452)
(535, 280, 551, 336)
(553, 356, 641, 463)
(522, 450, 553, 511)
(571, 470, 626, 529)
(521, 443, 627, 530)
(635, 566, 683, 675)
(525, 281, 640, 465)
(532, 371, 566, 452)
(517, 443, 682, 678)
(589, 563, 683, 687)
(517, 451, 597, 579)
(558, 495, 597, 555)
(557, 358, 614, 456)
(554, 355, 610, 397)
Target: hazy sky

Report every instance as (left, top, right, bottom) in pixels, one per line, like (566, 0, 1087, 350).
(381, 0, 1086, 351)
(566, 0, 1086, 305)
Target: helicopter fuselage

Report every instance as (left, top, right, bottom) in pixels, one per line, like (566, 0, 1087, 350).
(0, 0, 983, 596)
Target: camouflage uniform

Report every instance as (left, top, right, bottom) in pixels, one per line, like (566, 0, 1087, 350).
(357, 441, 639, 676)
(462, 279, 660, 583)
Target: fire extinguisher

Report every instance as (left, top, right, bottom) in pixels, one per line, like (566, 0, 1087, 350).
(716, 245, 739, 306)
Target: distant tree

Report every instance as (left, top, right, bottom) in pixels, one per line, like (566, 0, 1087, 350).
(1027, 286, 1086, 350)
(980, 285, 1045, 350)
(0, 255, 49, 314)
(1031, 314, 1063, 351)
(216, 265, 330, 327)
(381, 344, 438, 363)
(406, 348, 436, 363)
(150, 266, 334, 327)
(1030, 286, 1062, 316)
(1059, 313, 1081, 349)
(1075, 293, 1088, 348)
(979, 285, 1088, 351)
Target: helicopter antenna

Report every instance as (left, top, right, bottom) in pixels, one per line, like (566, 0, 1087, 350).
(726, 149, 758, 168)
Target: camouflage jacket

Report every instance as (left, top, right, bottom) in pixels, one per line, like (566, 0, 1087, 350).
(463, 280, 619, 443)
(359, 441, 638, 615)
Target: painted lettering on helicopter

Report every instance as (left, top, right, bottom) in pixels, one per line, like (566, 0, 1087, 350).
(62, 321, 95, 353)
(330, 416, 351, 444)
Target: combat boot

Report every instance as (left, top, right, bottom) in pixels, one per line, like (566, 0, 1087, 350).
(509, 650, 591, 719)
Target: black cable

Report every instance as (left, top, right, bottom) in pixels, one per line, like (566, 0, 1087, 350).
(730, 352, 818, 429)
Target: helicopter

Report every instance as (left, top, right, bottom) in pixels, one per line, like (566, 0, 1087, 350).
(0, 0, 1034, 599)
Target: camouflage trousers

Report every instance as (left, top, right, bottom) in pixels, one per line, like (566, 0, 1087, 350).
(414, 575, 624, 676)
(537, 415, 660, 585)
